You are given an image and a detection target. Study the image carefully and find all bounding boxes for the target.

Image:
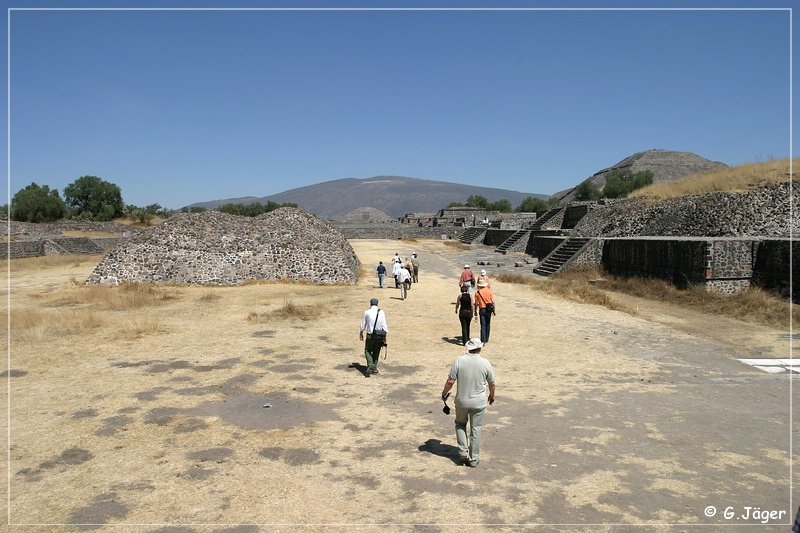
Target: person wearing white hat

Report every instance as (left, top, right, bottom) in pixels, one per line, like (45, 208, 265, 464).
(440, 338, 496, 467)
(477, 269, 491, 289)
(473, 278, 496, 344)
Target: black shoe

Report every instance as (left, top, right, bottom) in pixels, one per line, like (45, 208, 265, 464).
(372, 366, 379, 374)
(459, 456, 470, 466)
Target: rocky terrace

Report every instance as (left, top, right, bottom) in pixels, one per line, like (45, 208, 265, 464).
(86, 208, 361, 285)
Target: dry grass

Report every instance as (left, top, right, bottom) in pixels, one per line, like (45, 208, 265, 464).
(630, 158, 798, 200)
(56, 281, 177, 310)
(248, 299, 325, 322)
(11, 307, 105, 342)
(198, 291, 222, 302)
(120, 316, 165, 339)
(494, 271, 631, 312)
(495, 268, 797, 329)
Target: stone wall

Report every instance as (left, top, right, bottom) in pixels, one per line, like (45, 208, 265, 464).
(482, 230, 518, 247)
(573, 182, 795, 238)
(528, 236, 567, 261)
(562, 204, 593, 230)
(498, 213, 537, 230)
(751, 240, 798, 301)
(4, 241, 44, 259)
(602, 239, 709, 285)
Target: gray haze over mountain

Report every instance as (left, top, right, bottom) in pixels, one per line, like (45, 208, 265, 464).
(188, 176, 547, 220)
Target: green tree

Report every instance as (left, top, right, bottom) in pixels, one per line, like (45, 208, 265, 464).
(465, 195, 490, 209)
(516, 196, 550, 213)
(218, 201, 297, 217)
(489, 199, 512, 212)
(181, 206, 208, 214)
(447, 201, 465, 208)
(574, 180, 602, 201)
(11, 182, 67, 222)
(602, 169, 654, 198)
(63, 175, 124, 221)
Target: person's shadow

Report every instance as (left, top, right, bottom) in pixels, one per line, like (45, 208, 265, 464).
(348, 362, 371, 377)
(441, 336, 464, 346)
(418, 438, 462, 465)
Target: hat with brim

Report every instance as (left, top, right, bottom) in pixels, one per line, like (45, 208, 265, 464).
(466, 338, 483, 351)
(477, 279, 488, 288)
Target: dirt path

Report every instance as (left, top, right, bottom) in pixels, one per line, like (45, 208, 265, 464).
(2, 240, 796, 531)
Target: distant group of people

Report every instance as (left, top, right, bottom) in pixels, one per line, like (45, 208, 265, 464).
(455, 265, 495, 345)
(376, 252, 419, 300)
(359, 253, 497, 469)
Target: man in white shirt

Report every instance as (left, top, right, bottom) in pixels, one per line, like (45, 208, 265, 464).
(398, 264, 412, 300)
(359, 297, 388, 377)
(392, 259, 402, 288)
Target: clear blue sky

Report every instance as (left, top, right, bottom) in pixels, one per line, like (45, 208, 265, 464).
(5, 1, 795, 209)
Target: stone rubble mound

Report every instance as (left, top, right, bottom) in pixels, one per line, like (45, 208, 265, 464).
(573, 182, 797, 238)
(86, 208, 361, 285)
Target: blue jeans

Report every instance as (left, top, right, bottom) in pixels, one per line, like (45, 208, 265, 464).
(479, 308, 492, 343)
(455, 406, 486, 462)
(378, 273, 385, 288)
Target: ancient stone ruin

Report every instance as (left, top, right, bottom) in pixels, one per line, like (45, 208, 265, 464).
(86, 208, 361, 285)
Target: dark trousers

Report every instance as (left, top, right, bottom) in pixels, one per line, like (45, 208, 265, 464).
(479, 308, 492, 343)
(365, 334, 383, 367)
(458, 311, 472, 345)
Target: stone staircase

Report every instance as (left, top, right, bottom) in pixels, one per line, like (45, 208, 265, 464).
(459, 227, 487, 244)
(533, 237, 591, 276)
(495, 229, 528, 254)
(529, 207, 563, 231)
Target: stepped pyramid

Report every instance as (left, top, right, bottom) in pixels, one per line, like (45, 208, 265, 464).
(554, 149, 728, 204)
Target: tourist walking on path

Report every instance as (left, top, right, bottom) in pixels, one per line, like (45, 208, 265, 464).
(398, 263, 412, 300)
(477, 269, 491, 289)
(473, 279, 496, 344)
(459, 265, 476, 293)
(359, 298, 388, 377)
(392, 259, 402, 288)
(376, 261, 386, 288)
(454, 285, 473, 345)
(410, 252, 420, 283)
(441, 338, 496, 467)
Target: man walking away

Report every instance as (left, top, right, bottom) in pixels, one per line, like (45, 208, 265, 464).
(441, 338, 495, 467)
(376, 261, 386, 288)
(398, 263, 412, 300)
(459, 265, 475, 293)
(392, 259, 402, 288)
(359, 298, 388, 376)
(411, 252, 420, 283)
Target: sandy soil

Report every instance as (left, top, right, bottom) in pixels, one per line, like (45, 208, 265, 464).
(1, 239, 797, 532)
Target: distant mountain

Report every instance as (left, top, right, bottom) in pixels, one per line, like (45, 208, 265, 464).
(552, 149, 728, 204)
(187, 176, 547, 220)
